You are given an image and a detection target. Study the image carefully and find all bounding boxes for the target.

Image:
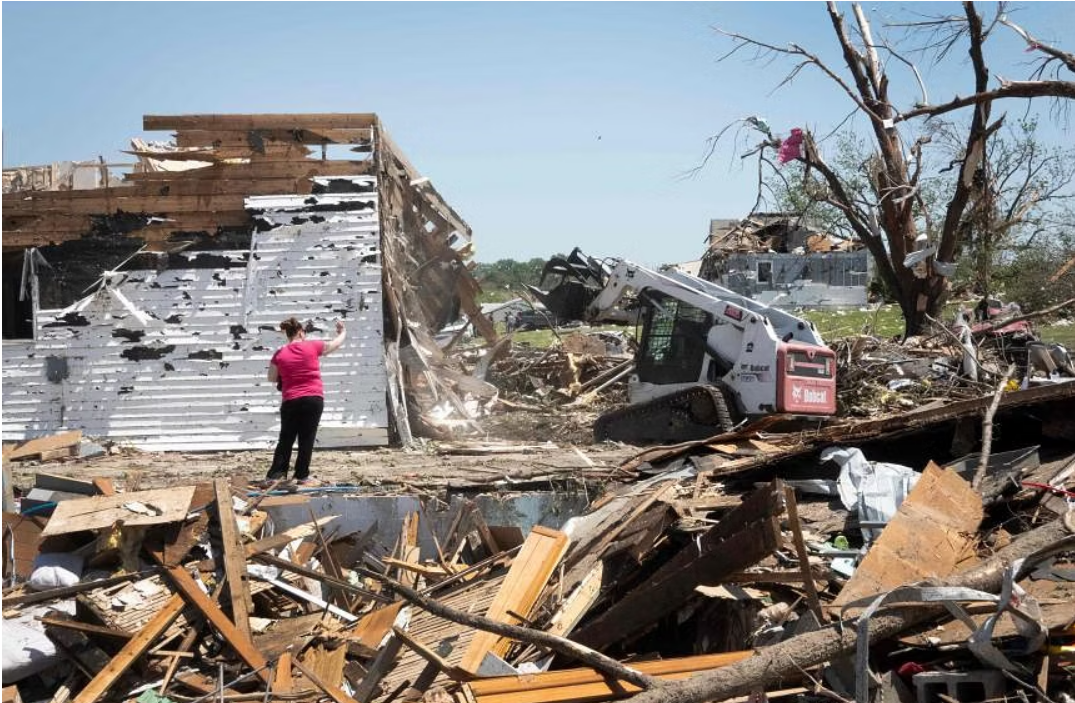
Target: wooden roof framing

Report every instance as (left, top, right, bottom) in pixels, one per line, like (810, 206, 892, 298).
(2, 114, 407, 253)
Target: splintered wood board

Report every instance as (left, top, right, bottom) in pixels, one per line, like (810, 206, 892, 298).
(7, 430, 82, 461)
(833, 462, 982, 609)
(347, 601, 405, 651)
(460, 525, 569, 673)
(41, 485, 196, 536)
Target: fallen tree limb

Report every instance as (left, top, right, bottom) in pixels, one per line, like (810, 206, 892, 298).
(623, 517, 1073, 703)
(354, 566, 663, 690)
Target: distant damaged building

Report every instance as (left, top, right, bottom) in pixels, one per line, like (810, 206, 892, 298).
(698, 213, 870, 308)
(2, 113, 496, 450)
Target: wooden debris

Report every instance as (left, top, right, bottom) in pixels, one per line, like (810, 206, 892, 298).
(70, 593, 184, 703)
(214, 478, 253, 637)
(40, 486, 196, 536)
(573, 481, 786, 649)
(460, 525, 570, 672)
(6, 431, 82, 462)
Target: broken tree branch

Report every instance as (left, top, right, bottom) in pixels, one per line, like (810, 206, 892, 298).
(354, 566, 663, 690)
(895, 80, 1075, 123)
(999, 16, 1075, 75)
(622, 517, 1073, 703)
(974, 365, 1015, 490)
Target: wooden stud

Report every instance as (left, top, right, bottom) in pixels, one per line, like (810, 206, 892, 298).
(214, 478, 252, 638)
(783, 485, 827, 623)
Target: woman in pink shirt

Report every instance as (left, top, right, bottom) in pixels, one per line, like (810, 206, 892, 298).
(266, 317, 347, 483)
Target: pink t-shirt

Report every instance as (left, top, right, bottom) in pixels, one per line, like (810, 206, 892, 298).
(271, 340, 326, 401)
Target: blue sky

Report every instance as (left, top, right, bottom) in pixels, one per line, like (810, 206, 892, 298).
(4, 2, 1072, 265)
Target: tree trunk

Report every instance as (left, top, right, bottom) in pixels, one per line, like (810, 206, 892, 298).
(896, 269, 946, 338)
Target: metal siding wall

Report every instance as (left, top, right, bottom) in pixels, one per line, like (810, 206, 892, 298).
(1, 177, 390, 449)
(715, 252, 869, 308)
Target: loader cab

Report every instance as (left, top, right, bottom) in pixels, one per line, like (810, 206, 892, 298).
(634, 291, 712, 386)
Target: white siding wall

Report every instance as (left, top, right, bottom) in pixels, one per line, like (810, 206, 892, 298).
(1, 176, 390, 450)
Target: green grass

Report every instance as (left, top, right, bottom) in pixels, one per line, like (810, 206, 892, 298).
(802, 303, 1075, 347)
(801, 305, 905, 340)
(1040, 321, 1075, 348)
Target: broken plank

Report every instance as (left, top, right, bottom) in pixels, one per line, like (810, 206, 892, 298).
(151, 482, 213, 568)
(293, 656, 359, 703)
(7, 431, 82, 461)
(301, 642, 349, 695)
(460, 525, 570, 673)
(39, 616, 132, 641)
(214, 478, 252, 637)
(467, 650, 753, 703)
(382, 557, 455, 578)
(91, 478, 115, 497)
(274, 651, 295, 694)
(33, 473, 96, 495)
(70, 593, 184, 703)
(544, 562, 604, 639)
(353, 633, 404, 703)
(346, 601, 404, 651)
(43, 614, 115, 679)
(159, 564, 272, 684)
(253, 613, 324, 660)
(784, 486, 826, 623)
(243, 514, 339, 556)
(41, 485, 196, 536)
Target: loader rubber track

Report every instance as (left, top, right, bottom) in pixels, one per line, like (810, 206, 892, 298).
(593, 384, 740, 445)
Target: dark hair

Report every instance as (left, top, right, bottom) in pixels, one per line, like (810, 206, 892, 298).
(279, 317, 304, 339)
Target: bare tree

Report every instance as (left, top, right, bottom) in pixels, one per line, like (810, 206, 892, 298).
(713, 2, 1075, 336)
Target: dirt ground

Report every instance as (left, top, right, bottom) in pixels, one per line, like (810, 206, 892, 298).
(8, 410, 636, 493)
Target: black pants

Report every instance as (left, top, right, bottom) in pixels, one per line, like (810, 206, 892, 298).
(267, 395, 324, 480)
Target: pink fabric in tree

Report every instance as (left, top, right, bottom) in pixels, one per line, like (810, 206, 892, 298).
(778, 128, 804, 164)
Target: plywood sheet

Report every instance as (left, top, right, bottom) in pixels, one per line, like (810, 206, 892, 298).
(7, 430, 82, 461)
(42, 486, 197, 536)
(460, 526, 569, 672)
(833, 463, 982, 608)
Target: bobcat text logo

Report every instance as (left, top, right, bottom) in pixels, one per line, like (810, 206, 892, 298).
(792, 386, 828, 404)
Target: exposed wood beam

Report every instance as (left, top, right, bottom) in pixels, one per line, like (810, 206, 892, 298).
(144, 114, 378, 131)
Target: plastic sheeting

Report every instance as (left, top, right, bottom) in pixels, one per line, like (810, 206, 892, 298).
(821, 446, 919, 542)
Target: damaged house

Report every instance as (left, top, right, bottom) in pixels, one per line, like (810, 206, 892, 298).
(699, 212, 870, 308)
(2, 113, 495, 451)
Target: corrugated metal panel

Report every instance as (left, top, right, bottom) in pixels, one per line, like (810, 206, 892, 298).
(1, 176, 390, 449)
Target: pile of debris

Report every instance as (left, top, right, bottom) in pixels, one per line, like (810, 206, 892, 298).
(3, 380, 1072, 703)
(483, 331, 633, 406)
